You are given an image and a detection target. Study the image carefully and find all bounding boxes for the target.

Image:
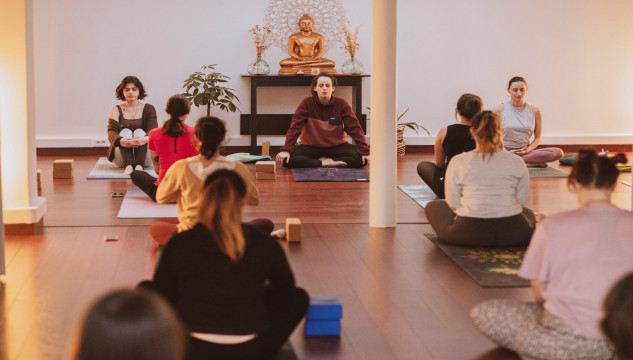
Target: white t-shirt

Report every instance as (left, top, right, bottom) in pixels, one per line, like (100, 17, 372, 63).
(445, 150, 529, 218)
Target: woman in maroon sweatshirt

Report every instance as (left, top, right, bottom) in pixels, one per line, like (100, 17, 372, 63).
(275, 73, 369, 168)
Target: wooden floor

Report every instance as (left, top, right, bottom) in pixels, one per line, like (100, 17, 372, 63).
(1, 154, 631, 360)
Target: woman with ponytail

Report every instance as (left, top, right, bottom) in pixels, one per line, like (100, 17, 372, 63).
(425, 110, 536, 247)
(130, 94, 198, 201)
(152, 116, 271, 245)
(151, 170, 309, 360)
(471, 150, 632, 359)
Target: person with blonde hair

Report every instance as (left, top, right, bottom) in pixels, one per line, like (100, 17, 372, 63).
(71, 289, 187, 360)
(471, 150, 631, 359)
(150, 169, 309, 360)
(425, 110, 535, 247)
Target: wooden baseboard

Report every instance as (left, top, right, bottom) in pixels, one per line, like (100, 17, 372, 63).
(35, 144, 632, 157)
(5, 218, 44, 235)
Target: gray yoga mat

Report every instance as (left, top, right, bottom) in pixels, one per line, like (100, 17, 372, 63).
(527, 166, 568, 178)
(87, 157, 158, 179)
(397, 184, 437, 208)
(291, 168, 369, 182)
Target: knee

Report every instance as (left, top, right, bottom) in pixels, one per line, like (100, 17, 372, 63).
(119, 128, 133, 138)
(552, 148, 564, 160)
(129, 170, 143, 182)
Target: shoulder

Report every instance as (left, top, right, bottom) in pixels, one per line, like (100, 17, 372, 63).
(436, 126, 448, 138)
(109, 106, 120, 117)
(530, 104, 542, 116)
(149, 127, 162, 136)
(492, 103, 504, 114)
(143, 103, 156, 111)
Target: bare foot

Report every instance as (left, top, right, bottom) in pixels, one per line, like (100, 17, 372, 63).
(271, 229, 286, 239)
(135, 164, 144, 171)
(320, 158, 348, 168)
(123, 165, 133, 175)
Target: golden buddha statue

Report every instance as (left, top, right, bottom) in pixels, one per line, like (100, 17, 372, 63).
(278, 14, 336, 75)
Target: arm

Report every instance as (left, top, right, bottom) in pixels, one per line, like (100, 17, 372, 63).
(287, 36, 303, 60)
(151, 150, 159, 173)
(280, 99, 310, 152)
(444, 158, 462, 211)
(107, 106, 123, 147)
(312, 37, 325, 60)
(434, 127, 448, 168)
(530, 279, 545, 303)
(341, 101, 369, 155)
(135, 104, 158, 146)
(234, 162, 260, 206)
(267, 240, 296, 294)
(155, 161, 183, 204)
(524, 105, 543, 154)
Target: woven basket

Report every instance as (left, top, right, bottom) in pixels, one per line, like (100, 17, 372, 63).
(397, 129, 406, 157)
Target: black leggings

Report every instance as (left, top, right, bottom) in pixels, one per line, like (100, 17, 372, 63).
(416, 161, 446, 198)
(187, 287, 309, 360)
(286, 143, 364, 168)
(130, 170, 157, 202)
(425, 200, 536, 247)
(120, 144, 148, 167)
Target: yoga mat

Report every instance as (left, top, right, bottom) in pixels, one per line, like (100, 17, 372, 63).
(117, 186, 177, 218)
(425, 233, 530, 288)
(87, 157, 158, 179)
(527, 166, 568, 178)
(397, 184, 437, 208)
(226, 153, 272, 163)
(292, 168, 369, 182)
(273, 341, 298, 360)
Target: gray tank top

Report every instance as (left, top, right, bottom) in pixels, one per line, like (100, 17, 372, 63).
(502, 101, 534, 148)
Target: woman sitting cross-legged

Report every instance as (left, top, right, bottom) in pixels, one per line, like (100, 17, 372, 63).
(425, 110, 536, 247)
(471, 150, 632, 360)
(417, 93, 481, 198)
(148, 169, 309, 360)
(151, 116, 273, 245)
(130, 94, 199, 202)
(493, 76, 563, 167)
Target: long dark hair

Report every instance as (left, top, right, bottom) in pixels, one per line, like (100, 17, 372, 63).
(194, 116, 226, 158)
(198, 170, 247, 262)
(115, 76, 147, 101)
(162, 95, 191, 137)
(568, 150, 627, 190)
(73, 289, 186, 360)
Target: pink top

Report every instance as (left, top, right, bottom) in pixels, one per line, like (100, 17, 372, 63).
(519, 206, 633, 339)
(148, 124, 198, 186)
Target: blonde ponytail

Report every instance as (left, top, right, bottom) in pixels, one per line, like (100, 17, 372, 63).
(470, 110, 503, 160)
(198, 170, 246, 262)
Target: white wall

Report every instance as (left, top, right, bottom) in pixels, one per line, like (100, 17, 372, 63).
(33, 0, 633, 147)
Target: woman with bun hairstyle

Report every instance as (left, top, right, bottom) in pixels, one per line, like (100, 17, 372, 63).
(151, 116, 272, 245)
(425, 110, 536, 247)
(471, 150, 632, 360)
(417, 93, 481, 198)
(107, 75, 158, 175)
(130, 95, 199, 201)
(151, 170, 309, 360)
(493, 76, 563, 167)
(71, 289, 187, 360)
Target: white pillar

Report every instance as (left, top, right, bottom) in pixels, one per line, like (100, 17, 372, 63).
(0, 0, 46, 228)
(369, 0, 398, 228)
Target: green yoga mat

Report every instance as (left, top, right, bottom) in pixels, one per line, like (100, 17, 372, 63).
(425, 233, 530, 288)
(527, 166, 568, 178)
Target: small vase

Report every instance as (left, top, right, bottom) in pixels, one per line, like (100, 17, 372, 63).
(341, 56, 363, 75)
(247, 56, 270, 75)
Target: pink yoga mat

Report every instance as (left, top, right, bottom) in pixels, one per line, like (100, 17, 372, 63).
(117, 186, 177, 218)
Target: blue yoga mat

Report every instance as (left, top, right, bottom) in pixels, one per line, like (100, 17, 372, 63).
(291, 168, 369, 182)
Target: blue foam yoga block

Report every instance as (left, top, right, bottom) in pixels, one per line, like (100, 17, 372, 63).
(304, 319, 341, 336)
(306, 296, 342, 320)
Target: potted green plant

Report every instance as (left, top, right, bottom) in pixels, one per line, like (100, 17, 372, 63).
(182, 64, 240, 116)
(396, 108, 429, 156)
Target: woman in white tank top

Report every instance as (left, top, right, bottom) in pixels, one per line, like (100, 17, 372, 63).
(493, 76, 563, 167)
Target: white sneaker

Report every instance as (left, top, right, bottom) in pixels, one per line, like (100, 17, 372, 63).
(123, 165, 133, 175)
